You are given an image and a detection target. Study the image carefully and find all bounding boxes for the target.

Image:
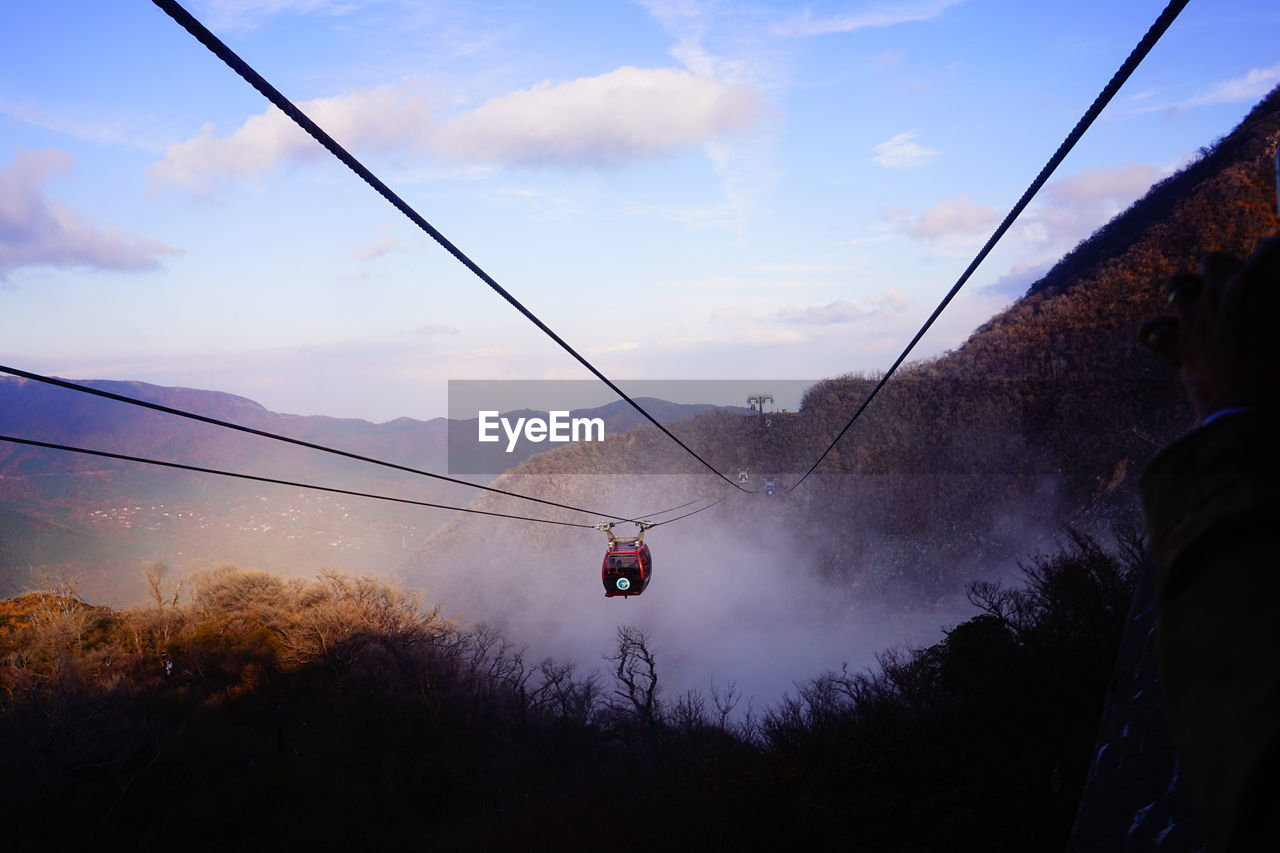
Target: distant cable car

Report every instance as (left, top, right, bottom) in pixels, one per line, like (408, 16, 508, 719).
(596, 521, 653, 598)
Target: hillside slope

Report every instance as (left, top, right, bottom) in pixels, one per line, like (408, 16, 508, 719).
(402, 85, 1280, 615)
(0, 378, 750, 600)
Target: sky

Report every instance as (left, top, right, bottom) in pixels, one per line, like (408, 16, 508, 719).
(2, 0, 1278, 422)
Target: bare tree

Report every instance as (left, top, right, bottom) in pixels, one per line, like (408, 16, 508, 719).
(671, 688, 707, 731)
(143, 562, 183, 610)
(31, 582, 91, 653)
(533, 660, 602, 724)
(709, 679, 741, 729)
(605, 625, 660, 727)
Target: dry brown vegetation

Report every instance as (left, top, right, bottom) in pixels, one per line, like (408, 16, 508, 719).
(3, 71, 1277, 853)
(0, 533, 1136, 851)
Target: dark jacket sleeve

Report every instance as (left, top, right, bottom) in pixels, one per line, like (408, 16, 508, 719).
(1141, 411, 1280, 851)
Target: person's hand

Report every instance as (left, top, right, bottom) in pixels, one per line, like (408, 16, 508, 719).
(1140, 237, 1280, 423)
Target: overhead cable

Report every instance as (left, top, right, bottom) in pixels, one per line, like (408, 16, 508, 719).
(0, 435, 594, 529)
(638, 495, 717, 518)
(0, 365, 635, 523)
(789, 0, 1191, 490)
(650, 494, 729, 527)
(150, 0, 749, 493)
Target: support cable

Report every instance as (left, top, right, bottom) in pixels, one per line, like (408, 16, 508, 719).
(0, 365, 645, 523)
(637, 495, 715, 518)
(650, 494, 729, 527)
(788, 0, 1191, 490)
(0, 435, 594, 529)
(150, 0, 749, 493)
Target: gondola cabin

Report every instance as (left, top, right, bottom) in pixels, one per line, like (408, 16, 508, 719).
(602, 537, 652, 598)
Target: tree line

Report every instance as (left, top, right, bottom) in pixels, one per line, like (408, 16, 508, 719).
(2, 531, 1135, 851)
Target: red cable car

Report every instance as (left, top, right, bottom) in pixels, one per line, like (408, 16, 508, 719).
(596, 521, 653, 598)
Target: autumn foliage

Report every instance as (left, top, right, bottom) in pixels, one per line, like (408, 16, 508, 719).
(0, 532, 1136, 851)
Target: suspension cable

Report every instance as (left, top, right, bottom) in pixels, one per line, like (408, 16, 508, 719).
(787, 0, 1191, 491)
(638, 494, 716, 518)
(1, 365, 633, 523)
(150, 0, 749, 493)
(0, 435, 595, 529)
(650, 494, 729, 527)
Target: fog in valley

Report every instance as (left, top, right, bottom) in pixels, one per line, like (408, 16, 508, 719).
(397, 470, 1072, 711)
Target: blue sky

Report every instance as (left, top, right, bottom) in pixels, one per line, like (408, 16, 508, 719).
(2, 0, 1278, 421)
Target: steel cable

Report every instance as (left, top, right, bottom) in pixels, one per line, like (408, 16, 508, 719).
(0, 365, 649, 523)
(0, 435, 595, 528)
(150, 0, 749, 493)
(789, 0, 1192, 490)
(650, 494, 729, 527)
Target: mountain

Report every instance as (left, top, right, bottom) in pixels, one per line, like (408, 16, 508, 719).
(0, 377, 453, 599)
(401, 86, 1280, 617)
(0, 377, 749, 600)
(2, 78, 1277, 853)
(0, 377, 451, 479)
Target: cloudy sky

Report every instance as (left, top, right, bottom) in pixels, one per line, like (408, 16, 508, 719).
(3, 0, 1278, 421)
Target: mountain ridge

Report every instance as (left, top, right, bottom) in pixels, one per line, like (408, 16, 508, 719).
(401, 84, 1280, 611)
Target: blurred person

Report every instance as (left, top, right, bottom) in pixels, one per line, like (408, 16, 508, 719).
(1140, 236, 1280, 851)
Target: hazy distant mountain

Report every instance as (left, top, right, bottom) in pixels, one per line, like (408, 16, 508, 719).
(0, 377, 750, 599)
(0, 377, 451, 479)
(0, 379, 745, 494)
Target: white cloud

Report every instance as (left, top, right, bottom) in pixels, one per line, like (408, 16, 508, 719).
(872, 130, 939, 169)
(655, 272, 827, 292)
(890, 164, 1163, 248)
(152, 69, 765, 188)
(150, 82, 435, 190)
(460, 346, 524, 360)
(837, 233, 893, 246)
(1020, 162, 1163, 249)
(433, 67, 763, 167)
(0, 99, 163, 152)
(970, 163, 1164, 297)
(1179, 65, 1280, 109)
(984, 260, 1052, 297)
(637, 0, 763, 87)
(633, 2, 784, 236)
(650, 326, 814, 353)
(354, 234, 401, 261)
(877, 49, 905, 70)
(885, 193, 999, 243)
(755, 262, 850, 275)
(771, 289, 910, 326)
(772, 299, 864, 325)
(623, 200, 741, 229)
(773, 0, 966, 37)
(492, 187, 589, 221)
(587, 341, 640, 355)
(1043, 162, 1161, 208)
(0, 149, 179, 280)
(201, 0, 364, 30)
(408, 324, 459, 336)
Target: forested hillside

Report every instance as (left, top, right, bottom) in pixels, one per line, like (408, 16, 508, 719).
(0, 534, 1135, 851)
(3, 73, 1277, 853)
(405, 84, 1280, 608)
